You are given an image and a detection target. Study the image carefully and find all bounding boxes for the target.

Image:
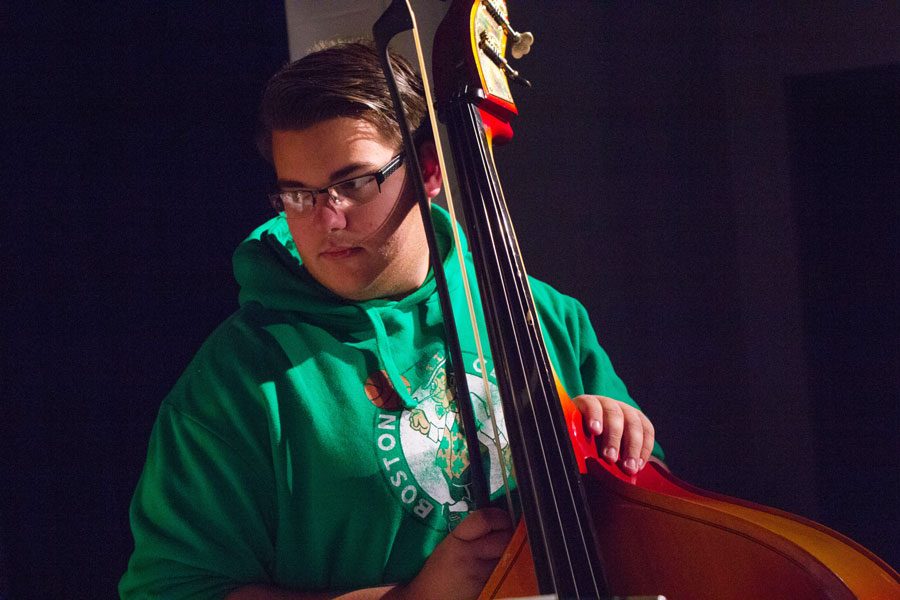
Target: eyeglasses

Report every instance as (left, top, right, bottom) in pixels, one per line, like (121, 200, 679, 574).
(269, 153, 405, 214)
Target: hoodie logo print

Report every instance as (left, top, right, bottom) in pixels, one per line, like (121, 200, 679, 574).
(366, 353, 512, 531)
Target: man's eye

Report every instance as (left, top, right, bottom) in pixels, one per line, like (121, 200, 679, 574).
(287, 191, 312, 203)
(336, 176, 375, 193)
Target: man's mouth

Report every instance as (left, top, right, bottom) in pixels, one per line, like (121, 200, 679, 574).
(320, 246, 362, 259)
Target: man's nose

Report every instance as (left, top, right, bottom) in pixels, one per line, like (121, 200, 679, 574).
(313, 190, 347, 230)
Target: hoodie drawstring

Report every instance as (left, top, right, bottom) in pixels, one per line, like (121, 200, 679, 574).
(362, 307, 417, 409)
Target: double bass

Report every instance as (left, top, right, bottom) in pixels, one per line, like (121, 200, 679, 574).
(372, 1, 900, 597)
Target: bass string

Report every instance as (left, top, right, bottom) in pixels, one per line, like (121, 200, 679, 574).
(459, 105, 569, 582)
(436, 97, 548, 552)
(463, 101, 603, 596)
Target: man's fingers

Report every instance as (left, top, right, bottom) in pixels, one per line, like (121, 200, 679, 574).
(638, 412, 655, 467)
(599, 400, 625, 463)
(572, 395, 604, 437)
(451, 508, 512, 542)
(471, 529, 515, 560)
(451, 509, 515, 561)
(619, 407, 645, 474)
(572, 395, 656, 474)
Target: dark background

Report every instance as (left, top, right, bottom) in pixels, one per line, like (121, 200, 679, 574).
(2, 2, 897, 598)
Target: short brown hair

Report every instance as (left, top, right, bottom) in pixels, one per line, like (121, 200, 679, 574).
(256, 40, 428, 162)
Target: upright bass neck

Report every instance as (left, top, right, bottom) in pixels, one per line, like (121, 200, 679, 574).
(434, 1, 613, 597)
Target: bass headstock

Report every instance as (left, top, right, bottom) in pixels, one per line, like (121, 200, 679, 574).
(433, 0, 533, 144)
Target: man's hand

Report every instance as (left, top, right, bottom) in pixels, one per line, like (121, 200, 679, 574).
(571, 395, 655, 476)
(392, 508, 513, 600)
(227, 510, 513, 600)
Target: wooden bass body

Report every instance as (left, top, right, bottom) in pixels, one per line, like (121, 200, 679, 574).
(479, 393, 899, 599)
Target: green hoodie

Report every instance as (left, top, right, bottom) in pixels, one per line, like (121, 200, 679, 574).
(120, 206, 659, 599)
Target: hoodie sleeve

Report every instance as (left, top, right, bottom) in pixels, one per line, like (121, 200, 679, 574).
(120, 322, 280, 599)
(119, 404, 276, 599)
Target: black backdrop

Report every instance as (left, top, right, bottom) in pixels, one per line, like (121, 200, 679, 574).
(2, 2, 897, 598)
(3, 4, 287, 596)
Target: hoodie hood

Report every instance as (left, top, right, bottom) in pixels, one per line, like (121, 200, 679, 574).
(232, 205, 468, 408)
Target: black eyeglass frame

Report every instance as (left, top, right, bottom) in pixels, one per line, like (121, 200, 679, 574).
(269, 153, 405, 213)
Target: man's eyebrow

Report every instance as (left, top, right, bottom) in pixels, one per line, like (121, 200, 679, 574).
(277, 161, 376, 189)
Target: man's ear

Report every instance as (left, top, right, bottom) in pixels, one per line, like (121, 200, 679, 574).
(417, 141, 443, 199)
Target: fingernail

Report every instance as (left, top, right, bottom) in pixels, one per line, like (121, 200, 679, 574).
(589, 420, 602, 435)
(638, 458, 645, 470)
(624, 458, 638, 473)
(603, 446, 618, 462)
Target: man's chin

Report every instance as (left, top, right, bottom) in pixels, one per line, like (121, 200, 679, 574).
(309, 261, 424, 302)
(318, 275, 379, 302)
(325, 277, 415, 302)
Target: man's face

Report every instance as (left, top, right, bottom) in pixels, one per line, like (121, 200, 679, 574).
(271, 118, 434, 301)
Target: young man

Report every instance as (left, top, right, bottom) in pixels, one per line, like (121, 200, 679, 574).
(120, 42, 660, 600)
